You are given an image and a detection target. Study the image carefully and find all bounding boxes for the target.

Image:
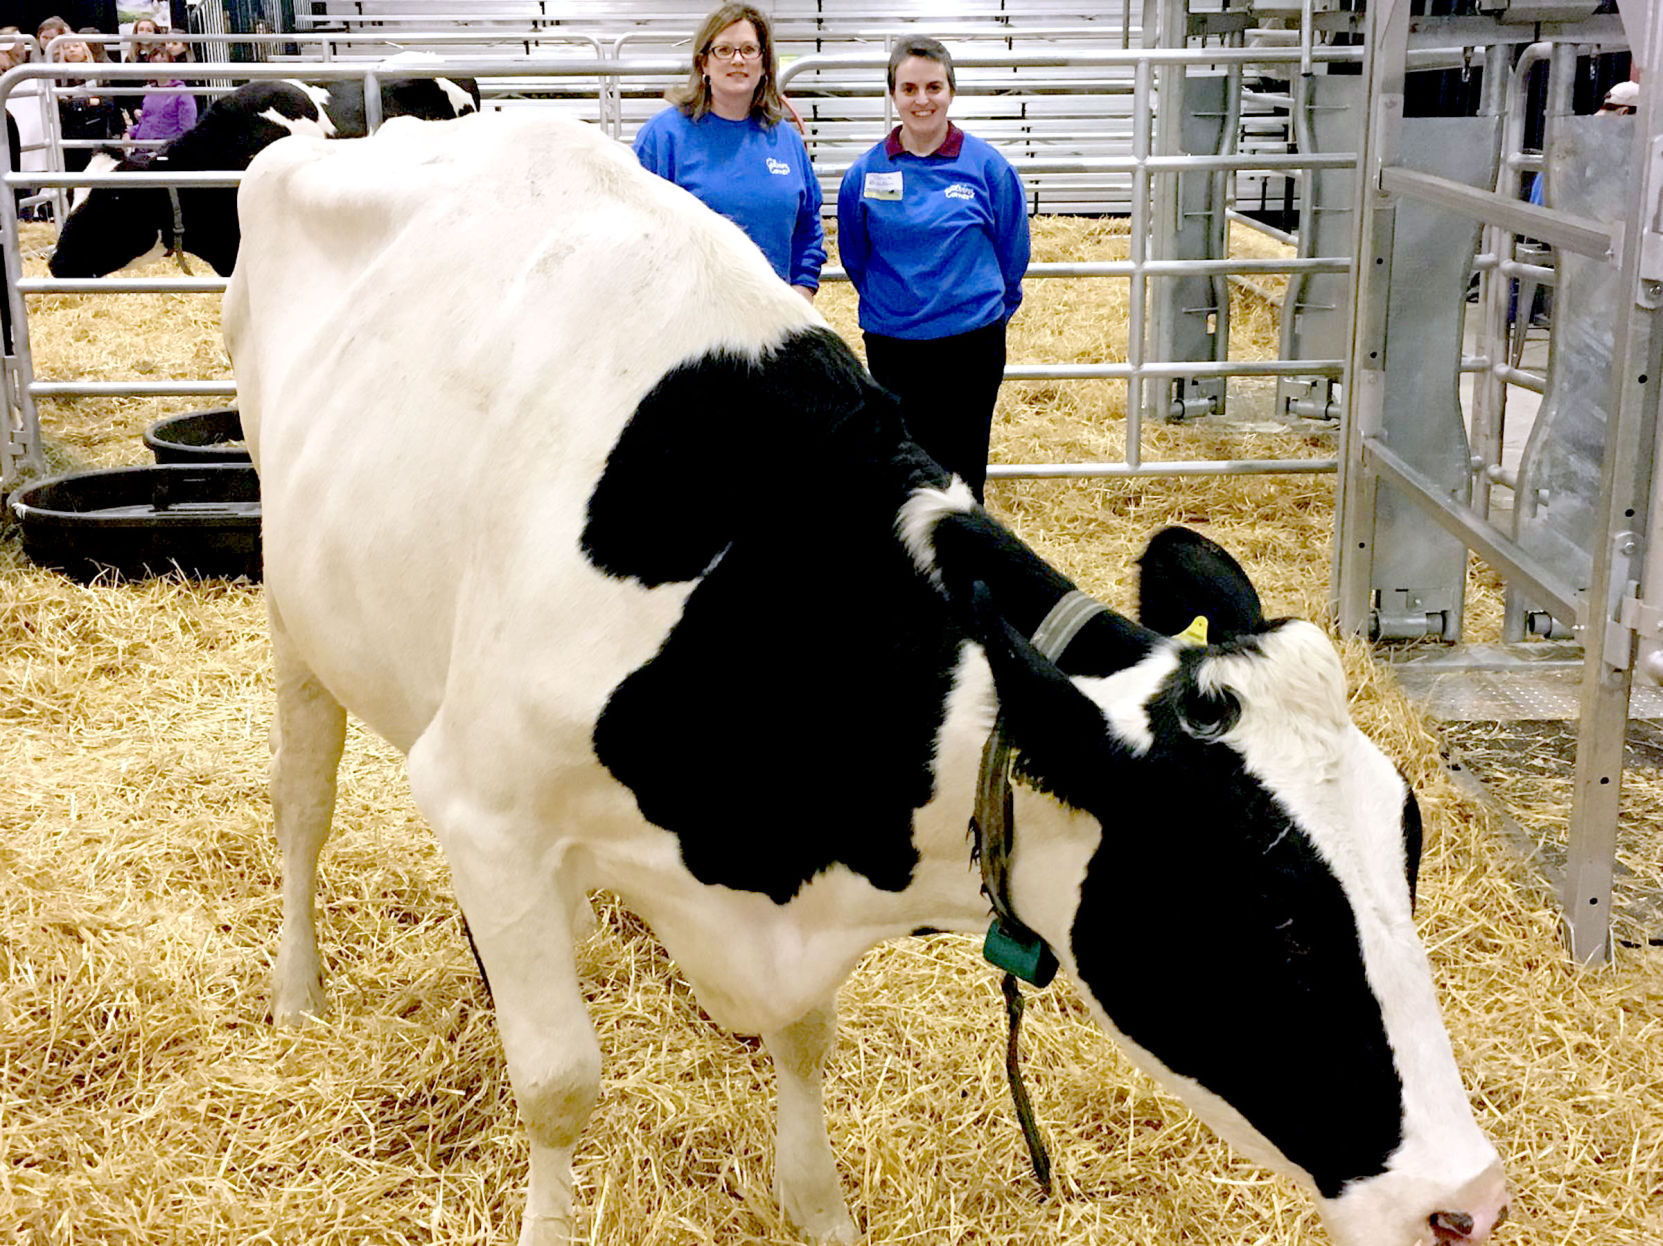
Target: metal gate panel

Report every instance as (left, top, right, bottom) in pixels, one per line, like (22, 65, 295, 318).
(1512, 115, 1636, 618)
(1370, 114, 1501, 641)
(1154, 70, 1229, 416)
(1277, 71, 1361, 418)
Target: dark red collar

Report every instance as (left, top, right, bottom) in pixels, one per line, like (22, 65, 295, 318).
(883, 122, 964, 159)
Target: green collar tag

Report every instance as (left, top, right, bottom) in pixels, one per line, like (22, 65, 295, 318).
(983, 920, 1059, 988)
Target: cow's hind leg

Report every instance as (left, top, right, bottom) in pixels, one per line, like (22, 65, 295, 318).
(764, 1001, 857, 1244)
(408, 737, 600, 1246)
(269, 607, 347, 1025)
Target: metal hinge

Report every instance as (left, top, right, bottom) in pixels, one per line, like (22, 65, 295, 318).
(1605, 578, 1654, 670)
(1619, 584, 1663, 639)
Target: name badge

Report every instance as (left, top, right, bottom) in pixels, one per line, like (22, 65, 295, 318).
(863, 171, 903, 201)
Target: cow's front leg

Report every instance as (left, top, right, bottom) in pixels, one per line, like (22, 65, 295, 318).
(410, 742, 601, 1246)
(451, 849, 599, 1246)
(764, 1001, 857, 1245)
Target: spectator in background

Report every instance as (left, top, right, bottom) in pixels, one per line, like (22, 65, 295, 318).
(36, 16, 71, 50)
(632, 4, 824, 301)
(3, 32, 21, 216)
(53, 33, 123, 172)
(1597, 79, 1639, 116)
(3, 25, 49, 211)
(77, 27, 109, 64)
(836, 37, 1029, 502)
(125, 17, 159, 63)
(127, 40, 196, 145)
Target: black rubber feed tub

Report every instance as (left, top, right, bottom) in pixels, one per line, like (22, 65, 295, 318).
(10, 464, 262, 582)
(144, 407, 250, 463)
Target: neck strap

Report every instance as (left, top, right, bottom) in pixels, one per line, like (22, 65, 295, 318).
(974, 589, 1106, 959)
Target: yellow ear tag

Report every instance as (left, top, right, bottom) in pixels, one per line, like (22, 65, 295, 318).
(1176, 615, 1209, 647)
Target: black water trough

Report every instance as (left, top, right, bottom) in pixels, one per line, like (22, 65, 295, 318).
(144, 407, 250, 463)
(9, 464, 262, 582)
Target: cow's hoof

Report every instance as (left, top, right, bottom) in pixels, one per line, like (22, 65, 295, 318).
(517, 1211, 577, 1246)
(802, 1213, 858, 1246)
(778, 1181, 857, 1245)
(272, 996, 328, 1027)
(271, 973, 329, 1026)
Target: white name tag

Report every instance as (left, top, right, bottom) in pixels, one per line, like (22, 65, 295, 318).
(863, 172, 903, 201)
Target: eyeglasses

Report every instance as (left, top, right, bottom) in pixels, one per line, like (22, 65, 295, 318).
(706, 42, 762, 61)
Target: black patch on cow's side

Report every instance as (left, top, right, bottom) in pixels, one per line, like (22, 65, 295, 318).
(385, 76, 482, 119)
(590, 328, 961, 903)
(460, 914, 494, 1000)
(1137, 525, 1266, 641)
(583, 327, 939, 587)
(1402, 781, 1423, 911)
(322, 77, 481, 134)
(1058, 664, 1405, 1199)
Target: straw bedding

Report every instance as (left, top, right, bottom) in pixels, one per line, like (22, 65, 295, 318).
(2, 219, 1659, 1244)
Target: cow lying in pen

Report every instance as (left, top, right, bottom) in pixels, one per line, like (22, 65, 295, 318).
(225, 113, 1509, 1246)
(48, 68, 478, 279)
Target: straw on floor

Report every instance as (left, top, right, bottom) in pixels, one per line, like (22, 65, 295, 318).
(1, 218, 1659, 1245)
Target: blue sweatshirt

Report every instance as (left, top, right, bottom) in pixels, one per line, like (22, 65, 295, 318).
(836, 124, 1029, 339)
(634, 106, 826, 290)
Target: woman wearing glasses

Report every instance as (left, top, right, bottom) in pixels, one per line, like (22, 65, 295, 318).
(633, 4, 824, 301)
(836, 38, 1029, 502)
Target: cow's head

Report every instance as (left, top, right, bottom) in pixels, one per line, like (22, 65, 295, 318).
(50, 153, 164, 278)
(51, 148, 241, 279)
(912, 499, 1507, 1246)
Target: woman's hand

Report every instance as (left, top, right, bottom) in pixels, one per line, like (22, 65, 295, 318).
(792, 284, 816, 304)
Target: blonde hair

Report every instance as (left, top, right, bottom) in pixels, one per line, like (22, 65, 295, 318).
(665, 4, 785, 125)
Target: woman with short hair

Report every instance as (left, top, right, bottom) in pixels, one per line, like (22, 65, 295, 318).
(836, 37, 1030, 501)
(633, 4, 824, 301)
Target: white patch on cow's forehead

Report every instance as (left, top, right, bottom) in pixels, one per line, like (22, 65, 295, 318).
(281, 80, 337, 135)
(435, 77, 476, 115)
(69, 150, 119, 213)
(1198, 622, 1376, 880)
(1073, 646, 1180, 755)
(895, 480, 977, 587)
(258, 107, 332, 140)
(1203, 619, 1502, 1218)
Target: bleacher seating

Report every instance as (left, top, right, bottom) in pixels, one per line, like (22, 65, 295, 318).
(237, 0, 1297, 216)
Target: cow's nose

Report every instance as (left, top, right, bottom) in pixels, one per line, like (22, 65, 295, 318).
(1429, 1211, 1472, 1239)
(1429, 1202, 1508, 1242)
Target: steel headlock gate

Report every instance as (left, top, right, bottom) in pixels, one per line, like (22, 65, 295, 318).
(1336, 0, 1662, 962)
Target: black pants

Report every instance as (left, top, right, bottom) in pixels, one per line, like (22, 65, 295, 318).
(864, 319, 1007, 502)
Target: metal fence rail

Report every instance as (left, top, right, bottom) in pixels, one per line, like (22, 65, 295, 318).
(4, 47, 1357, 491)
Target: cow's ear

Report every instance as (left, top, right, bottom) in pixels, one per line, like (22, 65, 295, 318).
(970, 583, 1109, 787)
(1137, 526, 1264, 643)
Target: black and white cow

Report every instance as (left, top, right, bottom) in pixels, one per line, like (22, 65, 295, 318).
(225, 114, 1508, 1246)
(48, 68, 478, 278)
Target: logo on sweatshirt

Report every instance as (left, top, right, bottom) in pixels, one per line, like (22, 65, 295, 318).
(766, 158, 791, 176)
(944, 183, 976, 201)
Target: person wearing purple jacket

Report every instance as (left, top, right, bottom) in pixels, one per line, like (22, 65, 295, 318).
(128, 44, 196, 144)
